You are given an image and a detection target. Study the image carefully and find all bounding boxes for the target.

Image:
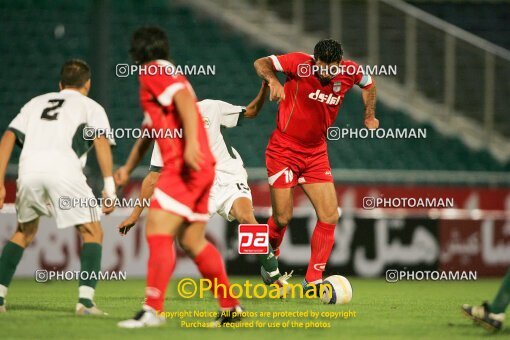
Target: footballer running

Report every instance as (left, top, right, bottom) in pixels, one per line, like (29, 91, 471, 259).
(115, 83, 293, 294)
(254, 39, 378, 292)
(0, 59, 117, 315)
(116, 26, 242, 329)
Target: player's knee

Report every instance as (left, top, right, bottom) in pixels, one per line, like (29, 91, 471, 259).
(318, 209, 339, 225)
(176, 233, 192, 255)
(273, 213, 292, 228)
(91, 224, 104, 242)
(16, 223, 38, 245)
(78, 222, 103, 243)
(234, 209, 256, 224)
(178, 238, 199, 257)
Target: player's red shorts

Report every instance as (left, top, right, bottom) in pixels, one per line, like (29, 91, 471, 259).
(150, 164, 215, 222)
(265, 130, 333, 188)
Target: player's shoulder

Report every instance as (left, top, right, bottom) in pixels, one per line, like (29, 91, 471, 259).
(341, 59, 360, 67)
(67, 91, 106, 114)
(18, 92, 60, 113)
(197, 99, 221, 118)
(198, 99, 227, 110)
(27, 91, 60, 104)
(198, 99, 243, 116)
(286, 52, 314, 63)
(333, 59, 362, 81)
(139, 59, 186, 84)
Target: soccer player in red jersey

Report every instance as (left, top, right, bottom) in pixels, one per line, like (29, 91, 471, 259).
(254, 39, 379, 291)
(118, 27, 242, 328)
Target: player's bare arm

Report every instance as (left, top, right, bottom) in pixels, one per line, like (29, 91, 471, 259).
(114, 136, 152, 187)
(254, 57, 285, 102)
(0, 130, 16, 209)
(245, 81, 269, 118)
(362, 80, 379, 129)
(174, 89, 204, 171)
(94, 135, 116, 214)
(118, 171, 160, 236)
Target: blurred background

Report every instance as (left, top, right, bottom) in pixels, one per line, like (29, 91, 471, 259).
(0, 0, 509, 279)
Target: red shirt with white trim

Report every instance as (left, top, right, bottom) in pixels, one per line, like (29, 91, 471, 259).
(138, 59, 214, 172)
(269, 52, 373, 146)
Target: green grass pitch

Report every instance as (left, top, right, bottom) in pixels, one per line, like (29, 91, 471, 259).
(1, 277, 508, 339)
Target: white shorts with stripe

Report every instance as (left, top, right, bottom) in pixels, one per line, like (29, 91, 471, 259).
(15, 172, 101, 229)
(208, 176, 252, 222)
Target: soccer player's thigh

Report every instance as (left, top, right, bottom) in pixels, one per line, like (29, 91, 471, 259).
(266, 149, 299, 227)
(175, 166, 215, 256)
(230, 197, 257, 224)
(11, 219, 40, 248)
(44, 173, 101, 230)
(301, 183, 339, 224)
(225, 181, 256, 224)
(300, 154, 339, 224)
(146, 174, 189, 236)
(13, 175, 50, 246)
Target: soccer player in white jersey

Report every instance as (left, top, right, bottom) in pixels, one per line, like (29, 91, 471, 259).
(115, 82, 292, 292)
(0, 59, 117, 315)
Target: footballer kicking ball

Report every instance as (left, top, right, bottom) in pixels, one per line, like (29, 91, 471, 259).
(320, 275, 353, 305)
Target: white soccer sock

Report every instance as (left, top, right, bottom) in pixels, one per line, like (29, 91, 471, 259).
(268, 269, 281, 277)
(0, 284, 7, 298)
(79, 285, 95, 301)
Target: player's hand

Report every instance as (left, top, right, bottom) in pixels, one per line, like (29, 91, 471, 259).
(364, 116, 379, 130)
(118, 215, 137, 236)
(114, 166, 130, 187)
(0, 184, 5, 209)
(101, 191, 116, 215)
(184, 140, 204, 171)
(268, 79, 285, 103)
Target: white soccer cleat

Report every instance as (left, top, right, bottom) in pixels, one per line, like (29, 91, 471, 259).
(117, 307, 166, 328)
(75, 302, 108, 316)
(274, 271, 294, 298)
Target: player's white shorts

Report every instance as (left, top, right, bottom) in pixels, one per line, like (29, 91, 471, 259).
(15, 172, 101, 229)
(208, 177, 252, 222)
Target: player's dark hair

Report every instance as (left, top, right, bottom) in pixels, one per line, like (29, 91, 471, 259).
(314, 39, 343, 63)
(60, 59, 91, 88)
(130, 26, 169, 64)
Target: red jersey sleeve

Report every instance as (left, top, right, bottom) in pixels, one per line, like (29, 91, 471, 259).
(348, 60, 374, 89)
(269, 52, 312, 76)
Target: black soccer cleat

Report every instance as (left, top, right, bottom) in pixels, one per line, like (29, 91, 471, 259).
(211, 305, 244, 327)
(461, 302, 505, 331)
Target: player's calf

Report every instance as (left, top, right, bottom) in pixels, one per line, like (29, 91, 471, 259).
(305, 220, 336, 283)
(75, 222, 104, 312)
(0, 219, 39, 312)
(267, 216, 287, 258)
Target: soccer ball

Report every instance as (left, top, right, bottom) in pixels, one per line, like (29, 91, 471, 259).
(320, 275, 353, 305)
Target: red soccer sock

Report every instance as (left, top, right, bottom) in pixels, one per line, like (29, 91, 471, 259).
(268, 216, 287, 257)
(305, 221, 336, 283)
(145, 234, 175, 312)
(194, 242, 238, 309)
